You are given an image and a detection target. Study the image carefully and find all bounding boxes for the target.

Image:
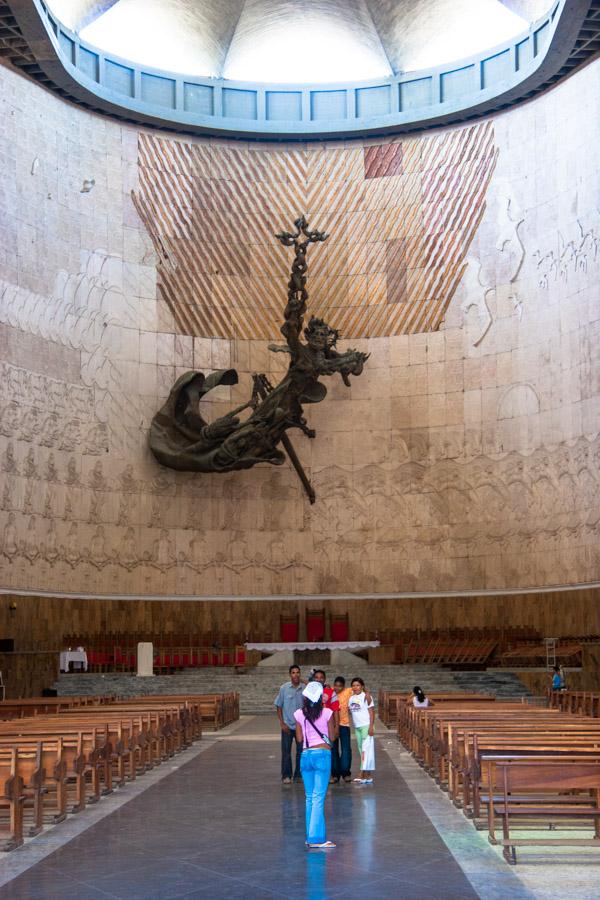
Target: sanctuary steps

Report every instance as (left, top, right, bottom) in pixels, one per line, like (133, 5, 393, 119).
(55, 665, 532, 714)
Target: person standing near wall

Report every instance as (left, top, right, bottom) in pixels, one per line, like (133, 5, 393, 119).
(294, 681, 336, 849)
(332, 676, 353, 783)
(274, 664, 304, 784)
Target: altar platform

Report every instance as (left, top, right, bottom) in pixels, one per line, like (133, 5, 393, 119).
(245, 641, 379, 668)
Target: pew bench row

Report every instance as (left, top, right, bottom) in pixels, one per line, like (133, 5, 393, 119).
(0, 691, 240, 731)
(397, 699, 600, 864)
(377, 690, 496, 726)
(548, 689, 600, 718)
(0, 691, 239, 851)
(0, 696, 117, 718)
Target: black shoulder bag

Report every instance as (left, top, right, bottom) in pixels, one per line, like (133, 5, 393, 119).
(303, 715, 332, 749)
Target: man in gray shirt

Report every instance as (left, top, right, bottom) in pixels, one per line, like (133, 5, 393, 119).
(274, 664, 303, 784)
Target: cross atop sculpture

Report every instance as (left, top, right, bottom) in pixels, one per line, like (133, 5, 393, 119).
(149, 217, 369, 502)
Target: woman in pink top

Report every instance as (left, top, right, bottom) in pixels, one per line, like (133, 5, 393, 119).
(294, 681, 336, 849)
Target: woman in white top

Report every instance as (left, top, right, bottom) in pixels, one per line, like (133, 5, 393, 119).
(348, 677, 375, 784)
(410, 686, 434, 708)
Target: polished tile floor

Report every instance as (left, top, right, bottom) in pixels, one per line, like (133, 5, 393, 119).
(0, 716, 482, 900)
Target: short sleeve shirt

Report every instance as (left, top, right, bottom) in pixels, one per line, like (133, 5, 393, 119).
(323, 686, 340, 712)
(336, 687, 353, 726)
(294, 707, 333, 748)
(348, 691, 374, 728)
(274, 681, 304, 728)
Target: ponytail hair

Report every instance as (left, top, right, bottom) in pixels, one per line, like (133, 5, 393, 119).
(413, 686, 426, 704)
(302, 694, 323, 724)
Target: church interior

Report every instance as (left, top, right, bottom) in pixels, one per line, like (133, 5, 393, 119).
(1, 0, 600, 896)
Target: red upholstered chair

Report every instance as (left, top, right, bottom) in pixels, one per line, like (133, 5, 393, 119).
(280, 614, 299, 643)
(306, 609, 325, 642)
(330, 614, 349, 642)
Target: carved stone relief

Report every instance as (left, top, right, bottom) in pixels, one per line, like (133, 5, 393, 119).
(461, 180, 527, 346)
(0, 57, 599, 595)
(532, 210, 600, 289)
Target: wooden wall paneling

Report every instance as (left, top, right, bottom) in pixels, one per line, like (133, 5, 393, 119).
(0, 652, 59, 699)
(581, 643, 600, 691)
(0, 590, 599, 652)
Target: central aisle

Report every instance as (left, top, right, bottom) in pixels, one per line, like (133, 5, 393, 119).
(2, 716, 479, 899)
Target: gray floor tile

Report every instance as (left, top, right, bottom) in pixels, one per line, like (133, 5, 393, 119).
(0, 717, 480, 899)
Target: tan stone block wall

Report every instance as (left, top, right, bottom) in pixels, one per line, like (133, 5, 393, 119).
(0, 57, 599, 597)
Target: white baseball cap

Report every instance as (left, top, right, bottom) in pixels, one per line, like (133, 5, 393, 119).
(302, 681, 324, 703)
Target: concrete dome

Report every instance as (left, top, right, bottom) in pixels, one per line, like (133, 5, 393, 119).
(46, 0, 551, 83)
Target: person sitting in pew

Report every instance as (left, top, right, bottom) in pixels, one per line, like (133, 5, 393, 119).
(409, 686, 434, 708)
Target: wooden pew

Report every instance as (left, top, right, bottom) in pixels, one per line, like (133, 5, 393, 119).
(488, 756, 600, 864)
(549, 690, 600, 717)
(0, 696, 116, 719)
(0, 738, 68, 836)
(398, 701, 521, 763)
(396, 696, 600, 865)
(127, 693, 239, 730)
(0, 723, 115, 811)
(0, 694, 219, 851)
(0, 748, 24, 850)
(379, 690, 496, 727)
(455, 726, 600, 818)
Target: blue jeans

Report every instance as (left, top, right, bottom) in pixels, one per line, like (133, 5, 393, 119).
(281, 728, 302, 780)
(300, 749, 331, 844)
(332, 725, 352, 779)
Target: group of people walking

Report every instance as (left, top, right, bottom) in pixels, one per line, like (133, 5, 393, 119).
(274, 665, 375, 849)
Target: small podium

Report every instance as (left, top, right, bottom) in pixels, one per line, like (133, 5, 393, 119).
(137, 642, 154, 677)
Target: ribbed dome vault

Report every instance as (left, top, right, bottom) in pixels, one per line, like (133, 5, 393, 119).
(46, 0, 552, 83)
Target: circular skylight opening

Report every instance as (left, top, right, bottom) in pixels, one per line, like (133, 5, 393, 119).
(46, 0, 547, 84)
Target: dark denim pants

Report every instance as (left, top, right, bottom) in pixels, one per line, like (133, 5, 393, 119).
(281, 727, 302, 779)
(331, 725, 352, 779)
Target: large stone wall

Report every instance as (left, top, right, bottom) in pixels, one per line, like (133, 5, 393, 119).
(0, 58, 599, 598)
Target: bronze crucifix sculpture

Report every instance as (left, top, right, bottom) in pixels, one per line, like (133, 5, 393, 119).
(149, 217, 369, 501)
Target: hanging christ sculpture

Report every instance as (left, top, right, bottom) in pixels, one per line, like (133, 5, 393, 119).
(149, 217, 369, 497)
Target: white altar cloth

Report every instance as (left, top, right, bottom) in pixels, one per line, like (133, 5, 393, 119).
(59, 650, 88, 672)
(245, 641, 379, 651)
